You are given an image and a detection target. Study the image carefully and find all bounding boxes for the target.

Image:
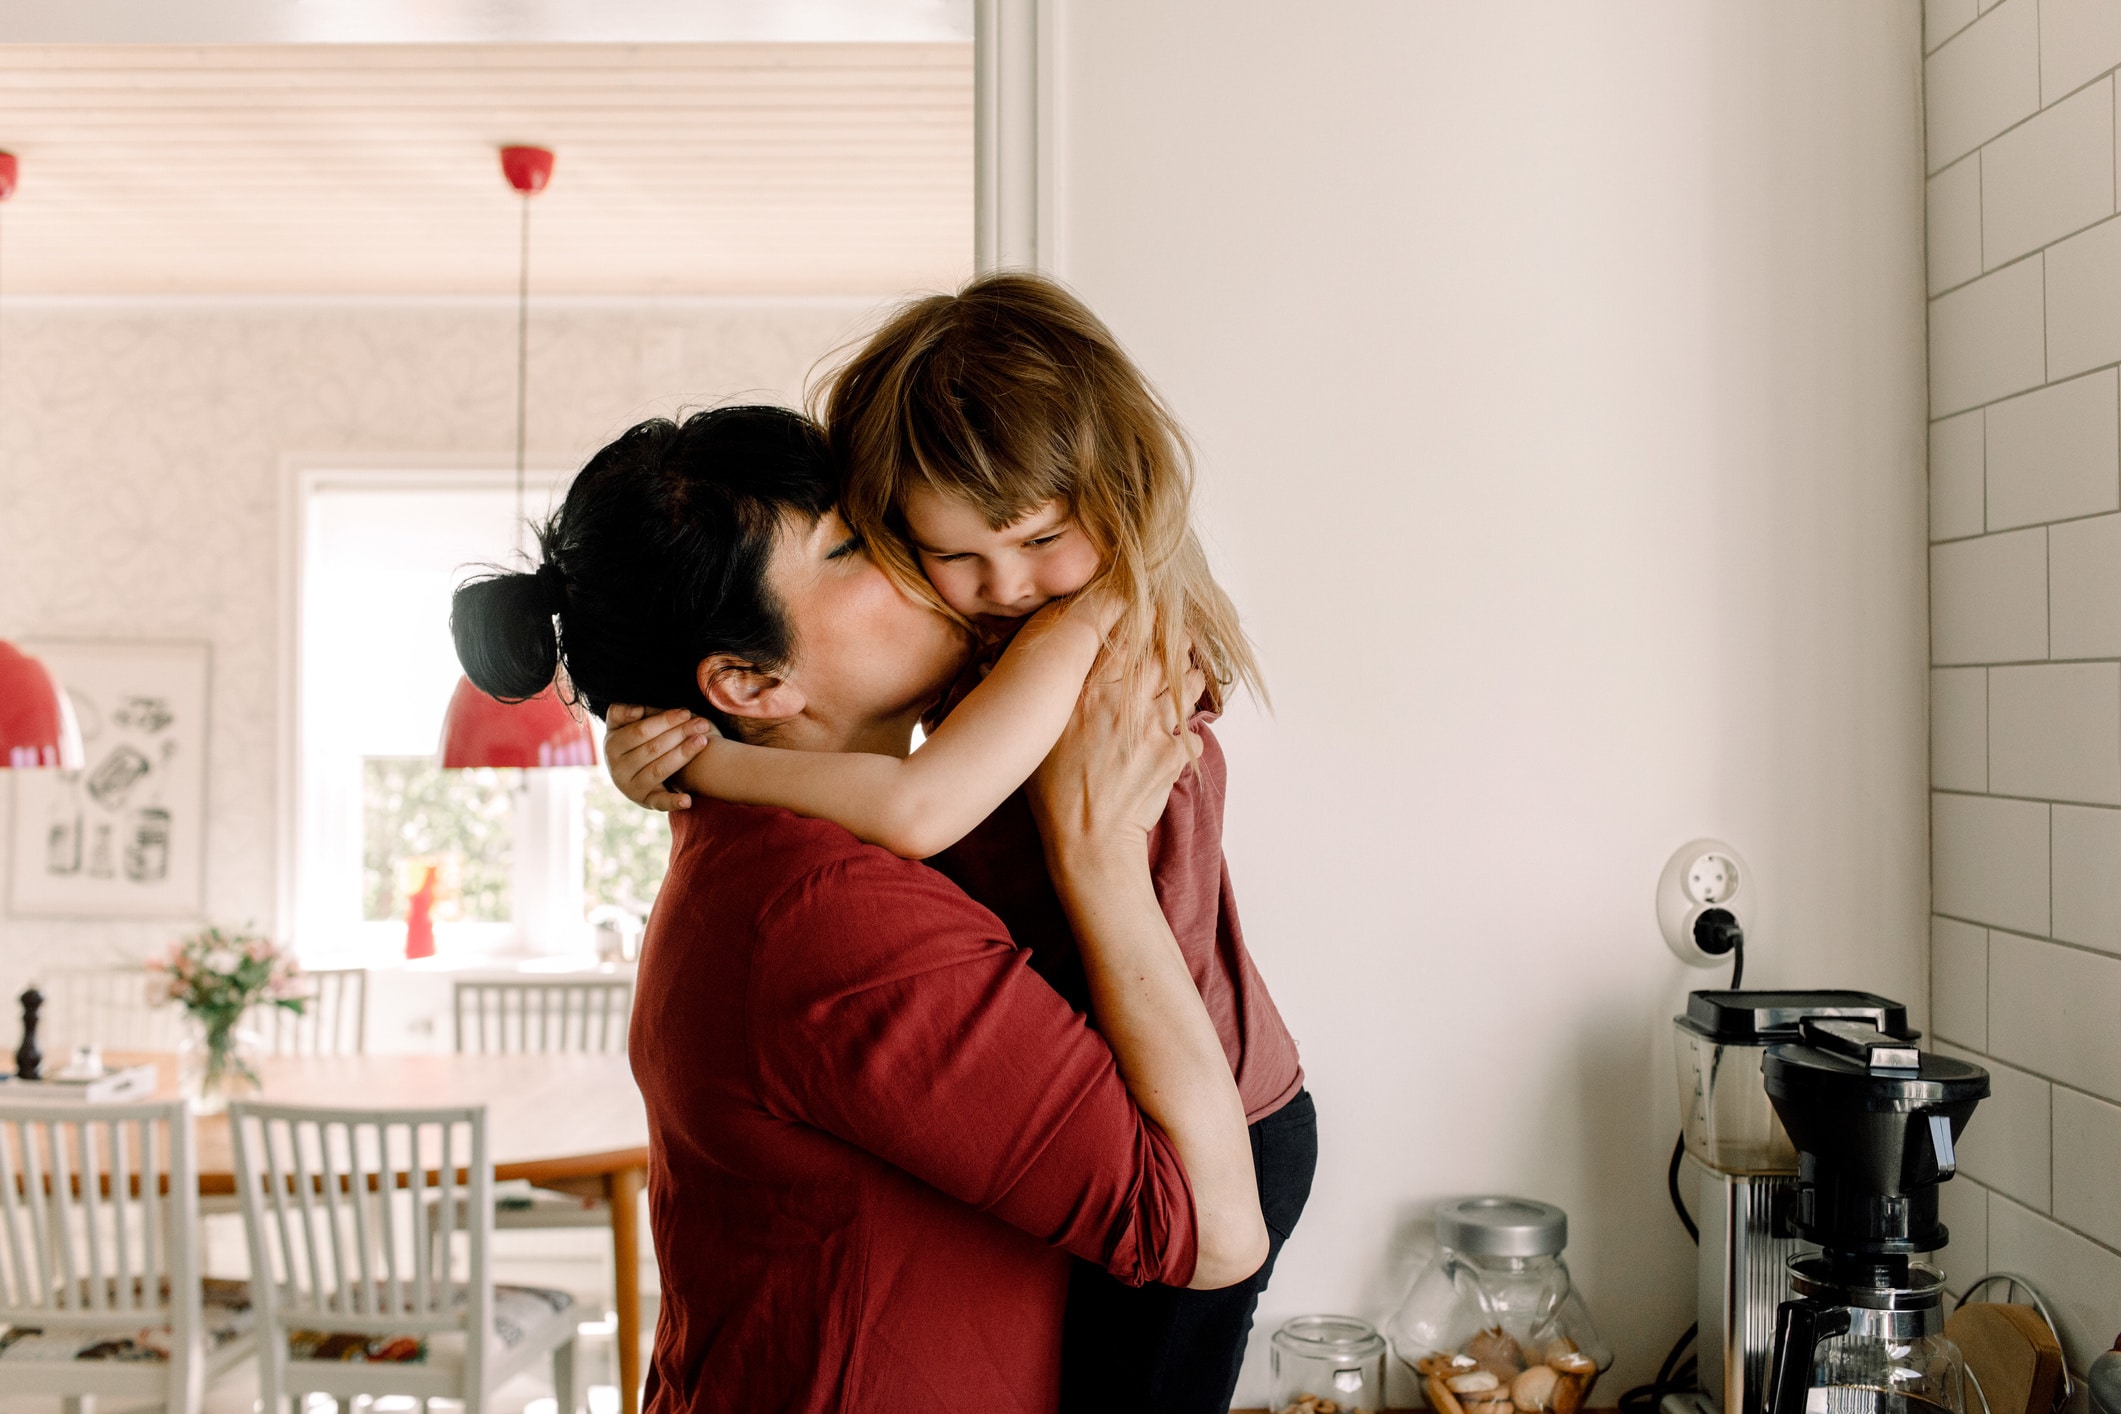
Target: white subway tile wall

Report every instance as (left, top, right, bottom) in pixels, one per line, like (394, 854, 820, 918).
(1929, 0, 1981, 56)
(1938, 1041, 2053, 1209)
(1928, 4, 2121, 1365)
(2045, 216, 2121, 376)
(1983, 369, 2119, 528)
(1926, 0, 2041, 171)
(1986, 662, 2121, 803)
(1931, 915, 1989, 1046)
(2039, 0, 2121, 101)
(1931, 256, 2046, 413)
(1931, 409, 1986, 537)
(2052, 1086, 2121, 1249)
(1933, 793, 2050, 932)
(1935, 1175, 1989, 1291)
(1988, 929, 2121, 1099)
(1980, 79, 2114, 268)
(2049, 511, 2121, 655)
(1930, 528, 2048, 663)
(1931, 667, 1989, 791)
(2052, 804, 2121, 953)
(1930, 156, 1985, 295)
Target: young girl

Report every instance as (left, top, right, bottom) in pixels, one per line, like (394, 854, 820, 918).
(604, 273, 1314, 1414)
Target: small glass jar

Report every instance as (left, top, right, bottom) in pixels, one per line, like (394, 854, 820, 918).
(1272, 1316, 1387, 1414)
(1386, 1197, 1611, 1414)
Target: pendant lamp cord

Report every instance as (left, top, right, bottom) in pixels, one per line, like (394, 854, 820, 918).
(514, 189, 531, 565)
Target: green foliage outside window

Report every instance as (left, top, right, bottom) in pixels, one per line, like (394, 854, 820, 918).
(583, 768, 669, 918)
(361, 759, 666, 927)
(362, 759, 514, 922)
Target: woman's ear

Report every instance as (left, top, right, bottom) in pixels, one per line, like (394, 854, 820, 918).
(698, 653, 805, 724)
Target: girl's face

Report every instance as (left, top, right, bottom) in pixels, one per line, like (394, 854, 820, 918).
(901, 488, 1102, 627)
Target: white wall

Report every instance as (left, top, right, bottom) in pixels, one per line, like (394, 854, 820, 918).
(0, 297, 876, 1003)
(1922, 0, 2121, 1378)
(1044, 3, 1929, 1401)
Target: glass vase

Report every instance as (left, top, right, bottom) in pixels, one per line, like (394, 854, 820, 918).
(178, 1015, 262, 1114)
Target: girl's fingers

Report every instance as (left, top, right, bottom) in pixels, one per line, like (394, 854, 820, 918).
(606, 702, 649, 728)
(637, 734, 711, 788)
(640, 787, 694, 813)
(612, 711, 703, 768)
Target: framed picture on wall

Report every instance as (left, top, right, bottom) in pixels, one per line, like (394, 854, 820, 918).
(7, 640, 210, 918)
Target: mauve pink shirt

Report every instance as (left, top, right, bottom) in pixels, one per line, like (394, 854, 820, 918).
(935, 720, 1304, 1123)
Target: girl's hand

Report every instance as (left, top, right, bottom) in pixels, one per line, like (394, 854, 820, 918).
(1026, 654, 1208, 856)
(604, 704, 717, 812)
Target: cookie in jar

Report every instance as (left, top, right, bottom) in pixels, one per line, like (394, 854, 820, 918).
(1386, 1197, 1613, 1411)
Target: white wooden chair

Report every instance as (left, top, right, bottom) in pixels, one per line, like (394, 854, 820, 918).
(0, 1098, 256, 1414)
(247, 968, 367, 1057)
(452, 979, 634, 1234)
(451, 979, 633, 1056)
(228, 1100, 579, 1414)
(38, 965, 188, 1057)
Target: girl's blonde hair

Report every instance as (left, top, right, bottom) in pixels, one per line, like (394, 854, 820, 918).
(815, 271, 1265, 727)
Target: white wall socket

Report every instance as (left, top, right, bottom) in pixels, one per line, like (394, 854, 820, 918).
(1657, 837, 1753, 968)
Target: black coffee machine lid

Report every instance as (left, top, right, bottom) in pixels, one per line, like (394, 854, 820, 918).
(1765, 1031, 1989, 1107)
(1676, 989, 1913, 1045)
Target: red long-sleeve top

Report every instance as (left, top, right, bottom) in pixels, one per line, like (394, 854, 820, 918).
(630, 798, 1201, 1414)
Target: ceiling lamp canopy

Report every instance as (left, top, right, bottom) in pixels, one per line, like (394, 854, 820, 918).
(499, 144, 554, 196)
(1, 641, 85, 769)
(438, 678, 595, 769)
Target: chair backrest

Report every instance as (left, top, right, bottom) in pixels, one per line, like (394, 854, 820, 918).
(228, 1101, 490, 1390)
(452, 979, 632, 1055)
(38, 966, 188, 1056)
(247, 969, 367, 1057)
(0, 1099, 201, 1344)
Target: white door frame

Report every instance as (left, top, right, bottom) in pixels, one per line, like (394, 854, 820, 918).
(974, 0, 1060, 275)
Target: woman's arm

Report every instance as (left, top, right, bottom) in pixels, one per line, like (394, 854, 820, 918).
(1028, 655, 1268, 1290)
(604, 593, 1114, 859)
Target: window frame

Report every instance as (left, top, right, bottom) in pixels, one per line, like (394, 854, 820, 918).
(277, 457, 592, 966)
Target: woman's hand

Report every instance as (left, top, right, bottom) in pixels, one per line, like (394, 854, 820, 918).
(604, 703, 717, 812)
(1026, 654, 1208, 858)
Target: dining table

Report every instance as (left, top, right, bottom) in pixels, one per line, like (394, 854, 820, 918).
(112, 1049, 653, 1414)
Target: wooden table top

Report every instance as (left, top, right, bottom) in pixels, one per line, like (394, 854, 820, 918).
(108, 1050, 650, 1194)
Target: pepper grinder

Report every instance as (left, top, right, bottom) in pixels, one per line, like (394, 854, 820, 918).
(15, 986, 43, 1080)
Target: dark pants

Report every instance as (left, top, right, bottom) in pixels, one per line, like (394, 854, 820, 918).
(1058, 1089, 1319, 1414)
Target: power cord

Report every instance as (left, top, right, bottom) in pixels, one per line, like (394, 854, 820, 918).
(1622, 927, 1746, 1414)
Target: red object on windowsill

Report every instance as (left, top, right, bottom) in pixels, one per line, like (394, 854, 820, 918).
(0, 640, 84, 769)
(437, 676, 597, 769)
(404, 864, 438, 961)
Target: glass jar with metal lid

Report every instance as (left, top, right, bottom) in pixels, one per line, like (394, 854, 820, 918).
(1272, 1316, 1387, 1414)
(1386, 1197, 1612, 1414)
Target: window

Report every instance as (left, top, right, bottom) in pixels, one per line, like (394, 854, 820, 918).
(291, 470, 666, 964)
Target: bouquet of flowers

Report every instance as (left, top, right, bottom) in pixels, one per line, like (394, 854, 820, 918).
(149, 925, 304, 1103)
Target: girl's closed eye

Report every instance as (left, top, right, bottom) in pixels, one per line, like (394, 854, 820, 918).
(902, 487, 1103, 622)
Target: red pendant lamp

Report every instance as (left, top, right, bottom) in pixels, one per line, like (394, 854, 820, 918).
(1, 642, 84, 771)
(438, 145, 597, 770)
(0, 156, 79, 770)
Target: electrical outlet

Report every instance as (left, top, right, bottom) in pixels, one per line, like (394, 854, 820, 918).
(1658, 838, 1753, 968)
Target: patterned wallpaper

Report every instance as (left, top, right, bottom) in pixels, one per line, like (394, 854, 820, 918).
(0, 298, 879, 998)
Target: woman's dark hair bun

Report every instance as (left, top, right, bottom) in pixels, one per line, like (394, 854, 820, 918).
(451, 568, 560, 702)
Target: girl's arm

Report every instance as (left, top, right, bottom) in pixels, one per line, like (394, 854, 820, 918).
(604, 593, 1114, 859)
(1029, 652, 1266, 1288)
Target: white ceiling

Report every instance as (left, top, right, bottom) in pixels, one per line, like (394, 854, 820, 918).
(0, 1, 973, 44)
(0, 43, 973, 296)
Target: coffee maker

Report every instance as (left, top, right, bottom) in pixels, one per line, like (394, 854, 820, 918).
(1762, 1017, 1988, 1414)
(1665, 991, 1929, 1414)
